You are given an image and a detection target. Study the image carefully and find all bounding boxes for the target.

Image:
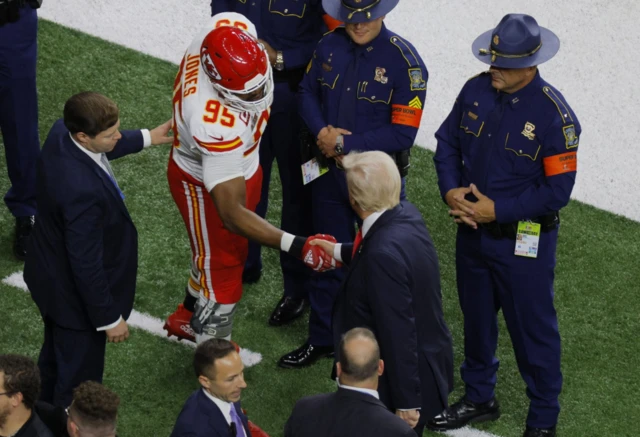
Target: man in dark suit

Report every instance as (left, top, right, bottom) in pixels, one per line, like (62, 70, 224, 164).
(311, 151, 454, 435)
(284, 327, 415, 437)
(23, 91, 172, 407)
(171, 339, 258, 437)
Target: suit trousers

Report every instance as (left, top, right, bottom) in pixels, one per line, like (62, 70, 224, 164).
(38, 317, 106, 407)
(456, 226, 562, 429)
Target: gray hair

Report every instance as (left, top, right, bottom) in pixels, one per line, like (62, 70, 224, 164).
(342, 151, 401, 212)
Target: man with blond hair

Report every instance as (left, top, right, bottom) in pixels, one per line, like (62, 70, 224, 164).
(311, 151, 454, 435)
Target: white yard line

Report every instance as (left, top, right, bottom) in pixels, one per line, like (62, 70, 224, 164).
(1, 271, 262, 367)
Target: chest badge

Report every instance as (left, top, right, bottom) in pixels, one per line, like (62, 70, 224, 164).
(521, 122, 536, 140)
(322, 62, 332, 72)
(374, 67, 388, 84)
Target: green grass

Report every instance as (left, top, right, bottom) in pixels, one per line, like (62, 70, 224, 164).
(0, 20, 639, 437)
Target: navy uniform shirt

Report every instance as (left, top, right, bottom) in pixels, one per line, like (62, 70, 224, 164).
(299, 24, 427, 154)
(434, 71, 580, 224)
(211, 0, 325, 70)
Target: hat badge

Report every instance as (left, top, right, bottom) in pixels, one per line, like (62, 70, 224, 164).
(493, 34, 499, 46)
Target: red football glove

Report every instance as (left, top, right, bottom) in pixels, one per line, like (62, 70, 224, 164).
(301, 234, 342, 272)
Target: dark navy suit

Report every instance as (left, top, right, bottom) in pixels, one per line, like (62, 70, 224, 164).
(0, 4, 40, 217)
(285, 387, 415, 437)
(434, 71, 580, 429)
(332, 202, 454, 435)
(24, 119, 143, 407)
(299, 24, 427, 346)
(211, 0, 325, 296)
(171, 389, 251, 437)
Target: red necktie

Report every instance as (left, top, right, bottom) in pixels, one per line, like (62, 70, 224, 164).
(352, 230, 363, 258)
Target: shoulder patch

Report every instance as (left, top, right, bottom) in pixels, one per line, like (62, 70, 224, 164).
(562, 124, 579, 149)
(542, 86, 574, 124)
(389, 35, 421, 67)
(408, 68, 426, 91)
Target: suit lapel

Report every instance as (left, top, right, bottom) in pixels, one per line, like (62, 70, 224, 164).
(343, 204, 403, 283)
(197, 390, 234, 437)
(64, 134, 132, 221)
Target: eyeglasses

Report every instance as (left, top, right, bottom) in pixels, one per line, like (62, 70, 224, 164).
(0, 392, 14, 397)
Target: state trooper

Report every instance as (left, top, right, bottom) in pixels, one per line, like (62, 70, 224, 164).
(429, 14, 580, 437)
(279, 0, 428, 369)
(0, 0, 43, 260)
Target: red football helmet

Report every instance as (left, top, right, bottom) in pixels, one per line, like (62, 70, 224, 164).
(200, 26, 273, 113)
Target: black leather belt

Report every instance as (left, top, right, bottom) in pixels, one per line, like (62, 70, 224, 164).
(481, 212, 560, 239)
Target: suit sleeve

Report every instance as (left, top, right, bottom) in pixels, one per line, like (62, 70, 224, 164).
(367, 250, 421, 410)
(104, 129, 144, 160)
(298, 47, 327, 137)
(62, 189, 121, 329)
(433, 96, 464, 201)
(494, 118, 580, 223)
(342, 62, 426, 154)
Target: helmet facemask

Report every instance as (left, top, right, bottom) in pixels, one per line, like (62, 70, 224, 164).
(211, 62, 274, 114)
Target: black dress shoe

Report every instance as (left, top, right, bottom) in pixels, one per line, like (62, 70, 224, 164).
(242, 267, 262, 284)
(278, 343, 334, 369)
(524, 426, 556, 437)
(426, 397, 500, 431)
(13, 216, 35, 261)
(268, 296, 306, 326)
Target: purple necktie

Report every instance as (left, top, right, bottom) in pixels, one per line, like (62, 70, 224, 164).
(229, 404, 245, 437)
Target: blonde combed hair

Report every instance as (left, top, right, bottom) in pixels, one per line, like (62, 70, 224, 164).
(342, 151, 401, 212)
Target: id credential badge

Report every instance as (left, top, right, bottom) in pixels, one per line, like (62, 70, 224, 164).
(514, 221, 541, 258)
(301, 158, 329, 185)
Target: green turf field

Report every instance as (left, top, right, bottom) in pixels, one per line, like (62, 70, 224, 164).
(0, 20, 639, 437)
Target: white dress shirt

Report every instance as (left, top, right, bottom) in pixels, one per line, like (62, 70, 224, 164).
(336, 378, 380, 399)
(202, 389, 246, 437)
(333, 210, 386, 262)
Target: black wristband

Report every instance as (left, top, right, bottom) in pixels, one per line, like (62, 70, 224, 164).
(289, 236, 307, 258)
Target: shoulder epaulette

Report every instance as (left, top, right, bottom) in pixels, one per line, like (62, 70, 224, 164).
(389, 35, 421, 67)
(322, 25, 344, 37)
(466, 71, 490, 82)
(542, 85, 574, 124)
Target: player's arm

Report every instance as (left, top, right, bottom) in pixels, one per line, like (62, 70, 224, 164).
(211, 175, 284, 248)
(200, 150, 336, 270)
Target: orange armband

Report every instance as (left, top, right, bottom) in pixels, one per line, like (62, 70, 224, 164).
(543, 151, 577, 177)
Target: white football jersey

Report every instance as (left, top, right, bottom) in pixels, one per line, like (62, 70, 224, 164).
(171, 13, 270, 186)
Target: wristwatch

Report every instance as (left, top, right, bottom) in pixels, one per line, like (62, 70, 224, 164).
(335, 135, 344, 155)
(275, 51, 285, 71)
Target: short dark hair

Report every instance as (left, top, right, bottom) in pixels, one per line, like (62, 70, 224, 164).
(193, 339, 237, 378)
(63, 91, 119, 137)
(70, 381, 119, 432)
(0, 354, 40, 409)
(339, 328, 380, 382)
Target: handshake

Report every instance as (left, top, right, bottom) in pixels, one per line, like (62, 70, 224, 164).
(298, 234, 342, 272)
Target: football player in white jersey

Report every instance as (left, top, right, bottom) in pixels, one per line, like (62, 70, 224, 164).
(164, 13, 337, 345)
